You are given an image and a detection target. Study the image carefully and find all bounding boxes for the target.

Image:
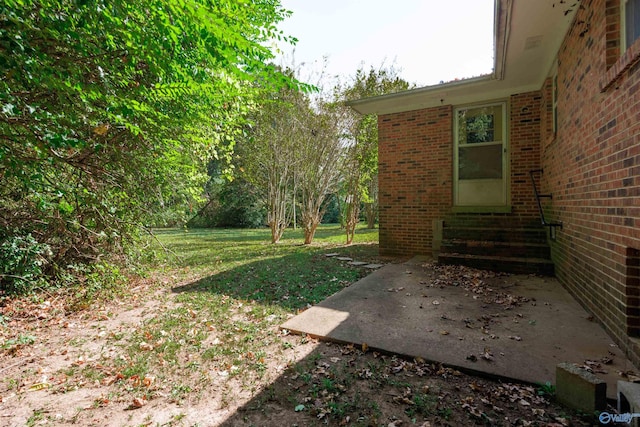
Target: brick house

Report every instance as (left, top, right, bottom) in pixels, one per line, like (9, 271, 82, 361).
(348, 0, 640, 365)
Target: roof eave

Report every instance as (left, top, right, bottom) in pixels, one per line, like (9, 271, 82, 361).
(346, 0, 513, 116)
(346, 74, 495, 115)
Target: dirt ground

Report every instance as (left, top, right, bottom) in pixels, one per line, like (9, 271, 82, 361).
(0, 275, 603, 427)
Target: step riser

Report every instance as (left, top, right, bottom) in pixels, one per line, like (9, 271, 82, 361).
(442, 229, 548, 243)
(443, 216, 542, 229)
(438, 254, 555, 276)
(438, 215, 554, 276)
(440, 241, 550, 259)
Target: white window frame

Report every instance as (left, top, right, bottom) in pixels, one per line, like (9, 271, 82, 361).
(453, 101, 509, 207)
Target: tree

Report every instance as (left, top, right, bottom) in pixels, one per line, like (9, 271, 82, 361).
(339, 66, 411, 243)
(296, 101, 345, 244)
(0, 0, 298, 291)
(240, 86, 304, 243)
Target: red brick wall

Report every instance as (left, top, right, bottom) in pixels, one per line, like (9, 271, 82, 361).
(377, 106, 453, 256)
(542, 0, 640, 363)
(509, 92, 544, 218)
(376, 94, 544, 256)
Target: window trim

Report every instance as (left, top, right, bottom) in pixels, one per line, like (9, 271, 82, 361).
(453, 101, 509, 208)
(601, 0, 640, 92)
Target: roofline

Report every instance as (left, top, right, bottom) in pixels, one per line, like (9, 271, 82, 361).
(345, 74, 494, 111)
(493, 0, 512, 81)
(346, 0, 513, 116)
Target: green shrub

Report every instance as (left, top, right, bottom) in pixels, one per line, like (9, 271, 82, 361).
(0, 234, 51, 295)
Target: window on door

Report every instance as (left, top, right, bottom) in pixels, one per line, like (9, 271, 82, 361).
(456, 105, 504, 181)
(454, 103, 508, 207)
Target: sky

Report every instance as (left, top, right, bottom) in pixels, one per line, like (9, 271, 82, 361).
(274, 0, 496, 88)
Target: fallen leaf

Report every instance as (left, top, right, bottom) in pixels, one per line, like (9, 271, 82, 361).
(439, 330, 449, 335)
(392, 395, 414, 405)
(362, 342, 368, 353)
(131, 397, 147, 408)
(139, 342, 154, 351)
(469, 381, 483, 391)
(142, 376, 155, 387)
(28, 382, 50, 391)
(482, 348, 494, 361)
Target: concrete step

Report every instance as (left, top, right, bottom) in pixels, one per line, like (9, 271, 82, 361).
(438, 253, 555, 276)
(440, 239, 551, 259)
(443, 215, 542, 229)
(442, 226, 549, 244)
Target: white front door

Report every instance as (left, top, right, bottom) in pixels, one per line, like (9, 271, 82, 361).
(454, 103, 508, 207)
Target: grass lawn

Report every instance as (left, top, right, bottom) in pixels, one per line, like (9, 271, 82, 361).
(142, 224, 382, 386)
(0, 224, 594, 426)
(152, 224, 381, 310)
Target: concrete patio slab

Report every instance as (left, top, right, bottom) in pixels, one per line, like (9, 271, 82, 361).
(281, 257, 637, 399)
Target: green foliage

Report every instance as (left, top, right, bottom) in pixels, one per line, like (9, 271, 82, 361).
(188, 161, 266, 228)
(239, 76, 304, 243)
(1, 334, 36, 350)
(0, 234, 51, 295)
(213, 177, 266, 228)
(338, 65, 411, 241)
(321, 194, 341, 224)
(0, 0, 298, 292)
(537, 381, 556, 397)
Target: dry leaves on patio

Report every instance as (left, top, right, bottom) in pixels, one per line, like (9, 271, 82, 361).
(426, 263, 531, 307)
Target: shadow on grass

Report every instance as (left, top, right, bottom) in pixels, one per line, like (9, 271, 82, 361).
(171, 243, 381, 311)
(215, 340, 593, 427)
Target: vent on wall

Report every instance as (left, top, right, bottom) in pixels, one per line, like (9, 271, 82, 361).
(524, 35, 543, 50)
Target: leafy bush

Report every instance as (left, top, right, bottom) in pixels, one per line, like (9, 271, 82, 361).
(321, 194, 341, 224)
(0, 1, 298, 290)
(0, 234, 51, 295)
(187, 176, 266, 228)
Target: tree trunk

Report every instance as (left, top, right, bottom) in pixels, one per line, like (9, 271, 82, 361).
(301, 208, 321, 245)
(303, 220, 319, 244)
(267, 178, 289, 244)
(344, 195, 359, 245)
(364, 202, 377, 229)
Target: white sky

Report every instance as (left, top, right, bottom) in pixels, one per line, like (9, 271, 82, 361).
(275, 0, 495, 88)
